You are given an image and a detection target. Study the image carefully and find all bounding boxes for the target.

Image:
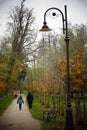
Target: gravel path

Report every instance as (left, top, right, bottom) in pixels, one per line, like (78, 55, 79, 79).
(0, 96, 41, 130)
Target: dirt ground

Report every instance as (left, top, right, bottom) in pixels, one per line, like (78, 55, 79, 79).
(0, 95, 41, 130)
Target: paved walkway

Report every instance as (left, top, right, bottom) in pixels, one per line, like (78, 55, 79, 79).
(0, 96, 41, 130)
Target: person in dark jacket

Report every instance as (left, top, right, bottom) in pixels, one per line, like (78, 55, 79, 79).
(27, 92, 33, 109)
(17, 95, 24, 110)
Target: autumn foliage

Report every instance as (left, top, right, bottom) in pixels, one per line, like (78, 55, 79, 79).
(0, 76, 6, 94)
(58, 50, 87, 94)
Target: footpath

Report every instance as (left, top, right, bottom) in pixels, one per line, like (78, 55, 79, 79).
(0, 95, 41, 130)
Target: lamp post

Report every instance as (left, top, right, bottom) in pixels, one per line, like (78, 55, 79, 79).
(18, 70, 26, 94)
(39, 5, 74, 130)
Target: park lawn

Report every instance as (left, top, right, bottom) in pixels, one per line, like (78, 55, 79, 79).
(29, 96, 64, 130)
(29, 97, 45, 120)
(0, 95, 14, 115)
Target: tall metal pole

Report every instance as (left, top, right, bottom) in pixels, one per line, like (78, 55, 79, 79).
(64, 5, 74, 130)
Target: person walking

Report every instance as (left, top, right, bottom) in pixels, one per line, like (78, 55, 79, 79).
(27, 92, 33, 109)
(17, 95, 24, 110)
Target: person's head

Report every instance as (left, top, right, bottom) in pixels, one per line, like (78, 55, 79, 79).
(19, 95, 22, 98)
(28, 92, 31, 95)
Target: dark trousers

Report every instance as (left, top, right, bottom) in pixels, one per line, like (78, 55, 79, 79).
(28, 102, 32, 108)
(19, 104, 22, 110)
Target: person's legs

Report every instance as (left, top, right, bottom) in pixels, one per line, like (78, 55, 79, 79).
(19, 104, 22, 110)
(29, 102, 32, 108)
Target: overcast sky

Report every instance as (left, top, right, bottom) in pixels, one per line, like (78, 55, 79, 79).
(0, 0, 87, 38)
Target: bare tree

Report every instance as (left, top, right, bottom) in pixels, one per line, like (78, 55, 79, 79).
(8, 0, 37, 62)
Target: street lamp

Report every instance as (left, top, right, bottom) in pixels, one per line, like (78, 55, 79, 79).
(18, 70, 26, 94)
(39, 5, 74, 130)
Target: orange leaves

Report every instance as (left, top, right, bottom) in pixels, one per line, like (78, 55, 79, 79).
(58, 59, 67, 81)
(58, 50, 86, 93)
(0, 76, 6, 92)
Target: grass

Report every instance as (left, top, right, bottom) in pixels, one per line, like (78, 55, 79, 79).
(0, 95, 14, 115)
(27, 94, 87, 130)
(29, 97, 45, 120)
(28, 95, 65, 130)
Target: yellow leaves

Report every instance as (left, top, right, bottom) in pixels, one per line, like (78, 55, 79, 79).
(58, 50, 86, 93)
(42, 87, 47, 93)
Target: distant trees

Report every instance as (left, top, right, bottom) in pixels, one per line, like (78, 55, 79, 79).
(35, 33, 63, 96)
(0, 0, 38, 95)
(58, 24, 87, 95)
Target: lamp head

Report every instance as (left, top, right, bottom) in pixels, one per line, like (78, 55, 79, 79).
(39, 22, 52, 32)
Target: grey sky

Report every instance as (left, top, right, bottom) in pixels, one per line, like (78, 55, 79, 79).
(0, 0, 87, 38)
